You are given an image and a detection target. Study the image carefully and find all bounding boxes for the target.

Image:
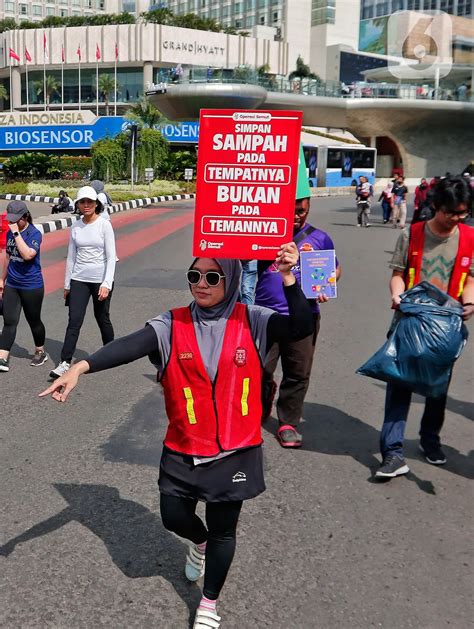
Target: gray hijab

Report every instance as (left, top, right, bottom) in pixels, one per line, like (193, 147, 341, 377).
(189, 258, 242, 380)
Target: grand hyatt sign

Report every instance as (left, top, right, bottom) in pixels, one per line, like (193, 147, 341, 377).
(162, 40, 225, 56)
(0, 111, 96, 127)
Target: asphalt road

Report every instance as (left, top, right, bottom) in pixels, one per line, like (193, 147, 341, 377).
(0, 198, 472, 629)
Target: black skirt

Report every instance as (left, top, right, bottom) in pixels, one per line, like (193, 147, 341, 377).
(158, 445, 265, 503)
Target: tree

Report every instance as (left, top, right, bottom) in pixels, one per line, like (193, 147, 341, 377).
(0, 83, 9, 103)
(125, 96, 167, 129)
(90, 137, 126, 181)
(32, 75, 60, 109)
(98, 74, 119, 116)
(288, 55, 320, 82)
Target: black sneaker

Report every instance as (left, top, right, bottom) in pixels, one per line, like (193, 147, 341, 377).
(375, 454, 410, 478)
(30, 350, 48, 367)
(0, 358, 9, 372)
(419, 443, 446, 465)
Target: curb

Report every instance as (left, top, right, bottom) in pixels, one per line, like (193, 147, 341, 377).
(0, 193, 196, 235)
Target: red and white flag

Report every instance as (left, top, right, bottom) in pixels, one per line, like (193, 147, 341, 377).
(43, 33, 49, 60)
(77, 44, 81, 61)
(115, 43, 119, 60)
(61, 45, 65, 63)
(95, 43, 101, 61)
(9, 48, 20, 62)
(25, 48, 32, 63)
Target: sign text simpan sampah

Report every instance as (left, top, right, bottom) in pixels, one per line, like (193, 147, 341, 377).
(193, 110, 303, 260)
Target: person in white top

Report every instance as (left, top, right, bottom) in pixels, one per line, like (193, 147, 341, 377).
(50, 186, 116, 379)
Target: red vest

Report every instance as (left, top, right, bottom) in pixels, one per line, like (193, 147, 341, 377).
(406, 222, 473, 300)
(161, 302, 263, 457)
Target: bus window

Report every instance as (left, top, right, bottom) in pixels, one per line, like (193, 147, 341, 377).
(303, 146, 318, 186)
(327, 149, 342, 169)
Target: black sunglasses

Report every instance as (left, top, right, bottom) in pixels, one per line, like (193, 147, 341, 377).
(187, 270, 225, 287)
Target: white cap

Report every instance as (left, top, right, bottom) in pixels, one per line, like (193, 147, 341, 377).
(76, 186, 98, 202)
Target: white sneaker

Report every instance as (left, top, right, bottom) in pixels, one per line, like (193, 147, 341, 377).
(185, 543, 206, 581)
(49, 361, 71, 379)
(193, 608, 221, 629)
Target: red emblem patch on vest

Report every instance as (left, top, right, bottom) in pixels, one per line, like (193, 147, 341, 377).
(178, 351, 193, 360)
(461, 256, 470, 267)
(234, 347, 247, 366)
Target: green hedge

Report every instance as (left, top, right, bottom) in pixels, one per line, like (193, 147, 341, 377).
(58, 155, 92, 178)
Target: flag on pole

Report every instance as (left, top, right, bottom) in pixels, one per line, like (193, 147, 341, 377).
(61, 45, 65, 63)
(96, 43, 101, 61)
(9, 48, 20, 62)
(25, 48, 32, 62)
(77, 44, 81, 61)
(43, 33, 49, 60)
(115, 43, 119, 60)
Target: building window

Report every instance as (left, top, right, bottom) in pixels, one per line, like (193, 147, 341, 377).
(246, 14, 256, 25)
(457, 0, 472, 15)
(407, 0, 420, 9)
(33, 5, 43, 14)
(234, 2, 242, 13)
(259, 15, 265, 23)
(258, 0, 267, 6)
(4, 1, 15, 12)
(440, 0, 454, 12)
(391, 0, 404, 10)
(46, 6, 55, 14)
(428, 0, 438, 9)
(235, 18, 243, 27)
(246, 0, 256, 8)
(272, 10, 279, 21)
(19, 3, 29, 14)
(311, 1, 336, 25)
(362, 6, 374, 17)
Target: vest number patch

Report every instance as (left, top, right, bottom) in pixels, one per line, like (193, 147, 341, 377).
(241, 378, 250, 417)
(183, 387, 197, 424)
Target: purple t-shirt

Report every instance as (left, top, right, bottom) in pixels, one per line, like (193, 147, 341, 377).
(255, 224, 337, 315)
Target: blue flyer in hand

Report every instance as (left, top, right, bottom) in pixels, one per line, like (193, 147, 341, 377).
(300, 249, 337, 299)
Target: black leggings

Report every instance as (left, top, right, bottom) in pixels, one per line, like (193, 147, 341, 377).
(61, 279, 114, 363)
(0, 285, 45, 352)
(160, 494, 243, 600)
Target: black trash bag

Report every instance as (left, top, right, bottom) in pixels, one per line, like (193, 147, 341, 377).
(357, 281, 468, 398)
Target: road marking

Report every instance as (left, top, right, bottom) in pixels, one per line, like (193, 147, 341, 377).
(42, 210, 194, 295)
(41, 206, 180, 252)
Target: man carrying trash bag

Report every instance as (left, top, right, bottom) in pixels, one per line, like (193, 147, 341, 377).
(360, 176, 474, 479)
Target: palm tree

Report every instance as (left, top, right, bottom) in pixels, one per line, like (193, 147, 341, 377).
(125, 96, 167, 128)
(0, 84, 9, 106)
(98, 74, 119, 116)
(32, 76, 60, 110)
(289, 56, 320, 82)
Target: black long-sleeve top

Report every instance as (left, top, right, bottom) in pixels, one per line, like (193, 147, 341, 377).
(87, 282, 314, 374)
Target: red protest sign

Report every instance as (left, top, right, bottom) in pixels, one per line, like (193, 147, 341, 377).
(193, 109, 303, 259)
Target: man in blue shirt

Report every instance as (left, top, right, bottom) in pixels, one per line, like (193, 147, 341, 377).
(255, 148, 342, 447)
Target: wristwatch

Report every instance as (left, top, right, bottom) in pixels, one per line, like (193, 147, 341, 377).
(12, 231, 20, 237)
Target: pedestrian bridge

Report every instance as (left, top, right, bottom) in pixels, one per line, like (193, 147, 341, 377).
(147, 81, 474, 178)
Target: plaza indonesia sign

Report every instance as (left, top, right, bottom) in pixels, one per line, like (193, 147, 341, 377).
(0, 111, 124, 151)
(193, 109, 303, 260)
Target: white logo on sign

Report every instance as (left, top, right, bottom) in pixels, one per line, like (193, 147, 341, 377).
(200, 239, 207, 250)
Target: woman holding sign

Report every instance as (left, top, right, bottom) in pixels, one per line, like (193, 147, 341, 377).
(40, 245, 312, 629)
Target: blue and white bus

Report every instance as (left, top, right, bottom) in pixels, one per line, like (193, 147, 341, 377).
(303, 145, 377, 187)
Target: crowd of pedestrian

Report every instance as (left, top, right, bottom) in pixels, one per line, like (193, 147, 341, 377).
(0, 162, 472, 629)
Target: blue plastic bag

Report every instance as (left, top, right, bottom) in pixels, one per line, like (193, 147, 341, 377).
(357, 281, 469, 398)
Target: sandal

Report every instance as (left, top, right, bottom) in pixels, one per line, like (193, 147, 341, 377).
(277, 424, 303, 448)
(185, 543, 206, 581)
(193, 608, 221, 629)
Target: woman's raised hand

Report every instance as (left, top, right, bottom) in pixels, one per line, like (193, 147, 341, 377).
(276, 242, 299, 275)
